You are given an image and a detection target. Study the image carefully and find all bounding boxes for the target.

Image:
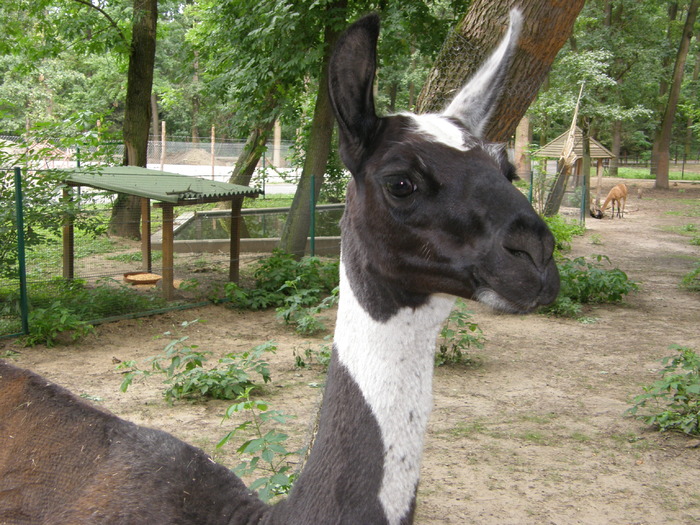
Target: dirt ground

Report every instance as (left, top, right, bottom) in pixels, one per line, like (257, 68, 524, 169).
(3, 178, 700, 524)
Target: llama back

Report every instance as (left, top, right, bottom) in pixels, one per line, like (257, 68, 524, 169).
(0, 360, 267, 524)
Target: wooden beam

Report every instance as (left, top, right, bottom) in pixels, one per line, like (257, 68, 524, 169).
(161, 203, 174, 300)
(62, 188, 74, 279)
(229, 197, 243, 283)
(140, 198, 152, 272)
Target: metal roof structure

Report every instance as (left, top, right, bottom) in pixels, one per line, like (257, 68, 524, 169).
(62, 166, 259, 204)
(59, 166, 258, 299)
(532, 127, 615, 160)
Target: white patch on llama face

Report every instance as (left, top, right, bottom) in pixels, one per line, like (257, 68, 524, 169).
(334, 261, 455, 525)
(408, 113, 473, 151)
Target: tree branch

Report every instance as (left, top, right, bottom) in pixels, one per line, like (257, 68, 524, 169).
(71, 0, 128, 45)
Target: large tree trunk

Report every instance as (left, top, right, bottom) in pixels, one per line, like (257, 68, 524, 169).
(110, 0, 158, 238)
(650, 1, 680, 177)
(654, 0, 698, 190)
(278, 3, 345, 257)
(415, 0, 585, 142)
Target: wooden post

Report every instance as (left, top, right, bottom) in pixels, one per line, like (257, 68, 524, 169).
(161, 203, 174, 300)
(160, 121, 166, 171)
(229, 197, 243, 283)
(140, 198, 152, 272)
(595, 159, 604, 208)
(62, 187, 74, 279)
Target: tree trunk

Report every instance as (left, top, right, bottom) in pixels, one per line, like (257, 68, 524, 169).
(514, 115, 532, 181)
(228, 121, 275, 187)
(650, 1, 680, 177)
(110, 0, 158, 239)
(415, 0, 585, 142)
(609, 119, 621, 177)
(654, 0, 698, 190)
(278, 3, 345, 257)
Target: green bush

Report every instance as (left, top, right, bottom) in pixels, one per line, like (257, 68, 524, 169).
(224, 250, 339, 311)
(627, 346, 700, 435)
(120, 322, 275, 402)
(542, 255, 638, 318)
(23, 304, 94, 347)
(681, 263, 700, 292)
(543, 215, 585, 257)
(435, 299, 485, 366)
(218, 388, 304, 502)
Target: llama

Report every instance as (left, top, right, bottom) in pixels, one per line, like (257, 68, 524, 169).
(0, 11, 559, 524)
(595, 183, 628, 219)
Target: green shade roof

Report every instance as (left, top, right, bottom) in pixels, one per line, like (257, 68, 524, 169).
(62, 166, 259, 204)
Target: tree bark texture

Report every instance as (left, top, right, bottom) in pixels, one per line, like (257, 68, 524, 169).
(228, 122, 275, 188)
(278, 2, 346, 257)
(415, 0, 585, 143)
(654, 0, 698, 190)
(111, 0, 158, 238)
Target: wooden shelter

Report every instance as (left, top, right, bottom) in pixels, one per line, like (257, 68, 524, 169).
(61, 166, 259, 299)
(533, 127, 615, 216)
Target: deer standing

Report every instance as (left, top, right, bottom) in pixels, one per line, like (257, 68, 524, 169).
(0, 11, 559, 524)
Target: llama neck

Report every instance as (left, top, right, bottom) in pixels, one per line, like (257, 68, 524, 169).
(272, 263, 454, 524)
(337, 262, 455, 522)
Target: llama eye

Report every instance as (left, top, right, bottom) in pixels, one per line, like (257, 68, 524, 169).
(385, 176, 416, 198)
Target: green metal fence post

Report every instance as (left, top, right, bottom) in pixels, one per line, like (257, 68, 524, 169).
(14, 167, 29, 335)
(310, 174, 316, 256)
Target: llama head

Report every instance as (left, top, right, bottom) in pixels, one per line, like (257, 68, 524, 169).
(329, 12, 559, 321)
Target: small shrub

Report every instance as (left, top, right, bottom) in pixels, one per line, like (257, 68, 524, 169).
(277, 286, 339, 335)
(293, 338, 333, 370)
(627, 346, 700, 435)
(224, 250, 339, 311)
(23, 304, 94, 347)
(120, 321, 275, 402)
(542, 215, 585, 257)
(681, 263, 700, 292)
(218, 388, 305, 502)
(542, 255, 638, 318)
(435, 299, 485, 366)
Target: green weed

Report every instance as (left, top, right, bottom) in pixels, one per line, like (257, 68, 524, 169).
(218, 388, 304, 503)
(435, 299, 485, 367)
(120, 322, 275, 402)
(627, 346, 700, 435)
(542, 255, 638, 318)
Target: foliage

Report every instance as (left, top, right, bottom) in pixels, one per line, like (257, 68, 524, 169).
(22, 303, 94, 347)
(543, 255, 638, 318)
(681, 263, 700, 292)
(5, 277, 166, 345)
(277, 286, 339, 335)
(435, 299, 485, 367)
(119, 322, 275, 403)
(627, 346, 700, 436)
(217, 388, 304, 503)
(224, 250, 339, 311)
(542, 215, 586, 257)
(293, 338, 333, 370)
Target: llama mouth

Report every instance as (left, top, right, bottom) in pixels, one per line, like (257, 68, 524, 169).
(474, 288, 535, 314)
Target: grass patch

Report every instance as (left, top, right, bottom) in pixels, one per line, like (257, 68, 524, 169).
(617, 167, 700, 181)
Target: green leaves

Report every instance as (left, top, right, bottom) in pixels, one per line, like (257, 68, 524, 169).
(435, 299, 485, 367)
(218, 388, 303, 503)
(541, 254, 638, 319)
(118, 323, 276, 403)
(627, 346, 700, 435)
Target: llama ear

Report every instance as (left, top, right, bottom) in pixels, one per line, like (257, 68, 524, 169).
(328, 14, 380, 175)
(442, 9, 523, 138)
